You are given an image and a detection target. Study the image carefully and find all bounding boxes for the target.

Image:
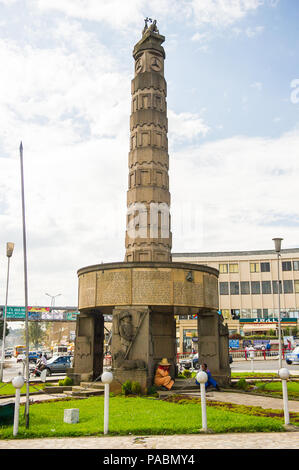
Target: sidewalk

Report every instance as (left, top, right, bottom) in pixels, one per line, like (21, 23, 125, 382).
(0, 432, 298, 449)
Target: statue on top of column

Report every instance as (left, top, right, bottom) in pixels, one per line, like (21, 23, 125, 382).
(142, 17, 159, 36)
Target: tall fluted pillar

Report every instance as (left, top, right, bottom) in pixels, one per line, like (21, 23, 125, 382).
(125, 29, 172, 262)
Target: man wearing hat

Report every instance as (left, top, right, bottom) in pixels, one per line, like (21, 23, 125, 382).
(154, 358, 174, 390)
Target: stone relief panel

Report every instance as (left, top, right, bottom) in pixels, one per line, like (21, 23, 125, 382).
(96, 270, 131, 306)
(112, 308, 147, 370)
(132, 269, 172, 304)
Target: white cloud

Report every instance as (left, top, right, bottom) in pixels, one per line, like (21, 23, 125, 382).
(168, 110, 210, 142)
(171, 129, 299, 252)
(32, 0, 184, 33)
(32, 0, 264, 32)
(189, 0, 263, 27)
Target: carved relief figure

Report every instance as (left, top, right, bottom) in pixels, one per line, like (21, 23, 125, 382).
(113, 311, 146, 370)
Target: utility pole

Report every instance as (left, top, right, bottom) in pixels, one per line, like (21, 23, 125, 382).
(20, 142, 30, 427)
(0, 242, 14, 382)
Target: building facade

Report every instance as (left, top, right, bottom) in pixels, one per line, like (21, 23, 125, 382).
(173, 249, 299, 352)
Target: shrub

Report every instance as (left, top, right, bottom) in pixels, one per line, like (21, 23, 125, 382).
(147, 385, 158, 395)
(121, 380, 132, 395)
(235, 378, 249, 391)
(63, 376, 73, 387)
(183, 369, 192, 379)
(131, 381, 142, 395)
(58, 380, 64, 386)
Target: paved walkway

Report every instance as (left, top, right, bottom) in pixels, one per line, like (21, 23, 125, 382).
(0, 432, 298, 449)
(204, 391, 299, 412)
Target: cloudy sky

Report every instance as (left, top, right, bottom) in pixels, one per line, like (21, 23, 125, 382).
(0, 0, 298, 308)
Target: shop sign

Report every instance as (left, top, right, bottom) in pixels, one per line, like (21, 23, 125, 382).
(239, 318, 297, 323)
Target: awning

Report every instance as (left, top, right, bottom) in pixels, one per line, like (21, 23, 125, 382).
(242, 324, 277, 331)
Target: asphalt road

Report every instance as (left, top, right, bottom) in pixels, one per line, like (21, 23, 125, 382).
(230, 358, 299, 373)
(2, 358, 66, 382)
(3, 357, 299, 382)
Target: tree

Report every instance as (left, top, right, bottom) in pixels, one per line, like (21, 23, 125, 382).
(23, 323, 46, 349)
(0, 319, 9, 340)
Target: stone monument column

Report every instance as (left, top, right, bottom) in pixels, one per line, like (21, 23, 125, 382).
(125, 27, 172, 262)
(73, 21, 230, 391)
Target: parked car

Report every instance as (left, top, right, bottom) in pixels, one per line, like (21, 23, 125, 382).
(42, 355, 72, 376)
(286, 346, 299, 365)
(180, 352, 233, 370)
(4, 350, 13, 359)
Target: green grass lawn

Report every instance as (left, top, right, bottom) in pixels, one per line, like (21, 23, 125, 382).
(254, 381, 299, 399)
(0, 382, 46, 396)
(0, 395, 286, 439)
(231, 372, 280, 378)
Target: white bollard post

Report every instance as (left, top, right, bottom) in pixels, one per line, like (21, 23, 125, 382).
(12, 373, 24, 437)
(101, 371, 113, 435)
(278, 368, 290, 425)
(196, 371, 208, 432)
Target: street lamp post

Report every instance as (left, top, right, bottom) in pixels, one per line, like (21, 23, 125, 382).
(273, 238, 283, 369)
(45, 293, 61, 310)
(0, 242, 15, 382)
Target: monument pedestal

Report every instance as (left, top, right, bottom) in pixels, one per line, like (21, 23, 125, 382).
(73, 262, 230, 388)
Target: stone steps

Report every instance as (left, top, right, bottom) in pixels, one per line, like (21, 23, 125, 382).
(63, 382, 105, 398)
(80, 382, 104, 390)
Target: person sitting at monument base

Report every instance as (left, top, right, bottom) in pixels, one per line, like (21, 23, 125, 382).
(195, 363, 220, 391)
(154, 358, 174, 390)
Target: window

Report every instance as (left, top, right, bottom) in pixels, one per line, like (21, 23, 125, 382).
(252, 309, 262, 318)
(262, 281, 271, 294)
(230, 282, 239, 295)
(295, 280, 299, 294)
(219, 282, 229, 295)
(261, 262, 270, 272)
(282, 261, 292, 271)
(283, 280, 293, 294)
(272, 280, 282, 294)
(293, 261, 299, 271)
(240, 309, 251, 319)
(219, 264, 228, 273)
(240, 281, 250, 294)
(251, 281, 260, 294)
(231, 309, 240, 319)
(229, 263, 239, 273)
(263, 309, 269, 319)
(250, 262, 260, 273)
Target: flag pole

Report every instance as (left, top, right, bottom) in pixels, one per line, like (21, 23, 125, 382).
(19, 141, 30, 427)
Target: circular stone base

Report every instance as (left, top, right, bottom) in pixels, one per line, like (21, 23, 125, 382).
(77, 261, 219, 311)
